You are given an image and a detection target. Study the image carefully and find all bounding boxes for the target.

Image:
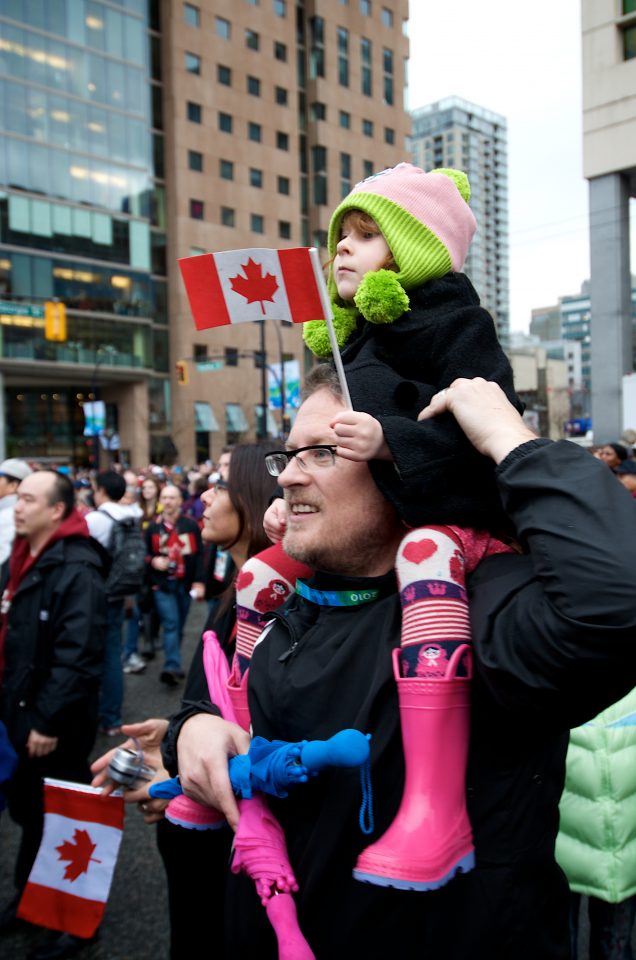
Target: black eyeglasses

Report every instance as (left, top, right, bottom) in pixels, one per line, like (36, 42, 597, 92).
(265, 445, 338, 477)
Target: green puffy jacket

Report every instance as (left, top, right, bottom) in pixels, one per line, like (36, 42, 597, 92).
(556, 687, 636, 902)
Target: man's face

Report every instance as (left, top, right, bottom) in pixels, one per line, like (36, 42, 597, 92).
(0, 476, 17, 501)
(14, 472, 64, 546)
(159, 485, 182, 521)
(218, 453, 231, 481)
(278, 389, 401, 576)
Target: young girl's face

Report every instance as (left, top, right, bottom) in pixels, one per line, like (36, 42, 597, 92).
(334, 212, 392, 301)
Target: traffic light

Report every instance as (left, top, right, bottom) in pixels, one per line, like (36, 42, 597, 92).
(176, 360, 189, 385)
(225, 347, 238, 367)
(44, 300, 67, 341)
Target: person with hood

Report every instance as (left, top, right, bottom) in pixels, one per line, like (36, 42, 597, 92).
(0, 470, 106, 959)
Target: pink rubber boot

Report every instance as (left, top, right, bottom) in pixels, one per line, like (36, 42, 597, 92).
(354, 643, 475, 890)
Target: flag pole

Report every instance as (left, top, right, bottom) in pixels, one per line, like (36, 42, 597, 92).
(308, 247, 353, 410)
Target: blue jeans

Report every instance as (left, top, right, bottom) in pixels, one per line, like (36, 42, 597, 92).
(153, 582, 191, 672)
(99, 599, 125, 728)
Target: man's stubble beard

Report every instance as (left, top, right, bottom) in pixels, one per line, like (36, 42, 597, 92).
(283, 506, 400, 577)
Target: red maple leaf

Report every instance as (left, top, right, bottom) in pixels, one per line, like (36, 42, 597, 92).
(56, 829, 101, 882)
(229, 258, 279, 314)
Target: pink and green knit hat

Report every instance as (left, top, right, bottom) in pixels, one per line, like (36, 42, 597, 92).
(327, 163, 476, 296)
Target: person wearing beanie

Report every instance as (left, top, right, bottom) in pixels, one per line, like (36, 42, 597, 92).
(0, 458, 33, 568)
(230, 166, 523, 906)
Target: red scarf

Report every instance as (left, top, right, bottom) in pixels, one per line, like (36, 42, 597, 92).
(0, 510, 89, 685)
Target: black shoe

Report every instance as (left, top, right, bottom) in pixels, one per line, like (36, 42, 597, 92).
(160, 670, 181, 686)
(0, 892, 22, 934)
(28, 931, 98, 960)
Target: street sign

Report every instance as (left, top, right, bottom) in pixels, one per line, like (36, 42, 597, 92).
(196, 359, 224, 372)
(0, 301, 44, 318)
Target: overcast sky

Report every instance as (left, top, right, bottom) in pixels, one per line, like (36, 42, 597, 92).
(407, 0, 603, 332)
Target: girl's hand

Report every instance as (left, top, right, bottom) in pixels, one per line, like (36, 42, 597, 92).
(91, 718, 170, 800)
(263, 498, 287, 543)
(330, 411, 392, 462)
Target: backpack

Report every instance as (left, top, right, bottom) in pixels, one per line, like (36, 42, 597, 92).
(104, 517, 147, 598)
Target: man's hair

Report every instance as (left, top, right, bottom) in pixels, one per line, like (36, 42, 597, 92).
(96, 470, 126, 502)
(46, 471, 75, 518)
(302, 363, 344, 402)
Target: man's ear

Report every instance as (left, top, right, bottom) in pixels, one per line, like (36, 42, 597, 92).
(51, 501, 66, 523)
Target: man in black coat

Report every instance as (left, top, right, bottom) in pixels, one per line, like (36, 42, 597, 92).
(0, 471, 106, 956)
(172, 374, 636, 960)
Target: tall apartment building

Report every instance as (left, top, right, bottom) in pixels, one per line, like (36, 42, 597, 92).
(582, 0, 636, 441)
(410, 96, 509, 347)
(0, 0, 410, 466)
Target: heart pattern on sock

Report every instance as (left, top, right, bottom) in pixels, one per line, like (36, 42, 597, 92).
(402, 539, 438, 565)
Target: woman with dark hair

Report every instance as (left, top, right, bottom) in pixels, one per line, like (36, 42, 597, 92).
(92, 442, 288, 959)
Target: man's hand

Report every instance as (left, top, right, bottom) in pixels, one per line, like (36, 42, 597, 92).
(91, 718, 169, 806)
(27, 729, 58, 758)
(263, 498, 287, 543)
(190, 581, 205, 600)
(418, 378, 537, 464)
(177, 713, 251, 831)
(330, 410, 392, 462)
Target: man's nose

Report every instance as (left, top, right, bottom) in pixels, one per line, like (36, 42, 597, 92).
(278, 456, 309, 487)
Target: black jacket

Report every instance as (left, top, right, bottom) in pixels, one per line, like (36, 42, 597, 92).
(0, 535, 106, 750)
(145, 515, 204, 592)
(341, 272, 521, 529)
(223, 440, 636, 960)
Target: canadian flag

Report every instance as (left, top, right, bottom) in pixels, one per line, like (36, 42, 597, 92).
(17, 779, 124, 938)
(179, 247, 327, 330)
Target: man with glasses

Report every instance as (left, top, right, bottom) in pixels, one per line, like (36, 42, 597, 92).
(170, 365, 636, 960)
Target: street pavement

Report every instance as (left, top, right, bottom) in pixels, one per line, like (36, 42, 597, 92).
(0, 601, 209, 960)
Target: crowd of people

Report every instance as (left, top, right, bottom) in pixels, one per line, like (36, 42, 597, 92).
(0, 160, 635, 960)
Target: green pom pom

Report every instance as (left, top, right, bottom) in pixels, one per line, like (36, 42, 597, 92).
(354, 270, 409, 325)
(302, 306, 359, 357)
(430, 167, 471, 204)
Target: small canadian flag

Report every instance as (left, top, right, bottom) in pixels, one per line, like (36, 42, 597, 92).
(17, 779, 124, 938)
(179, 247, 327, 330)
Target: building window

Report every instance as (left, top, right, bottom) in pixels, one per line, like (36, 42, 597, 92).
(246, 29, 260, 50)
(275, 86, 288, 106)
(251, 213, 264, 233)
(219, 159, 234, 180)
(363, 160, 373, 178)
(219, 112, 233, 133)
(187, 101, 202, 123)
(247, 75, 261, 96)
(340, 151, 351, 198)
(274, 41, 287, 61)
(215, 16, 230, 39)
(383, 47, 394, 105)
(278, 176, 290, 195)
(361, 38, 372, 96)
(312, 145, 327, 206)
(339, 110, 351, 129)
(279, 220, 291, 239)
(188, 150, 203, 171)
(277, 131, 289, 150)
(248, 122, 262, 142)
(360, 0, 371, 13)
(381, 6, 393, 26)
(310, 102, 326, 121)
(190, 199, 204, 219)
(185, 52, 201, 74)
(337, 26, 349, 87)
(221, 206, 235, 227)
(624, 24, 636, 59)
(362, 118, 373, 137)
(309, 16, 325, 78)
(217, 64, 231, 85)
(250, 168, 263, 188)
(273, 0, 286, 14)
(184, 3, 200, 27)
(384, 126, 395, 145)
